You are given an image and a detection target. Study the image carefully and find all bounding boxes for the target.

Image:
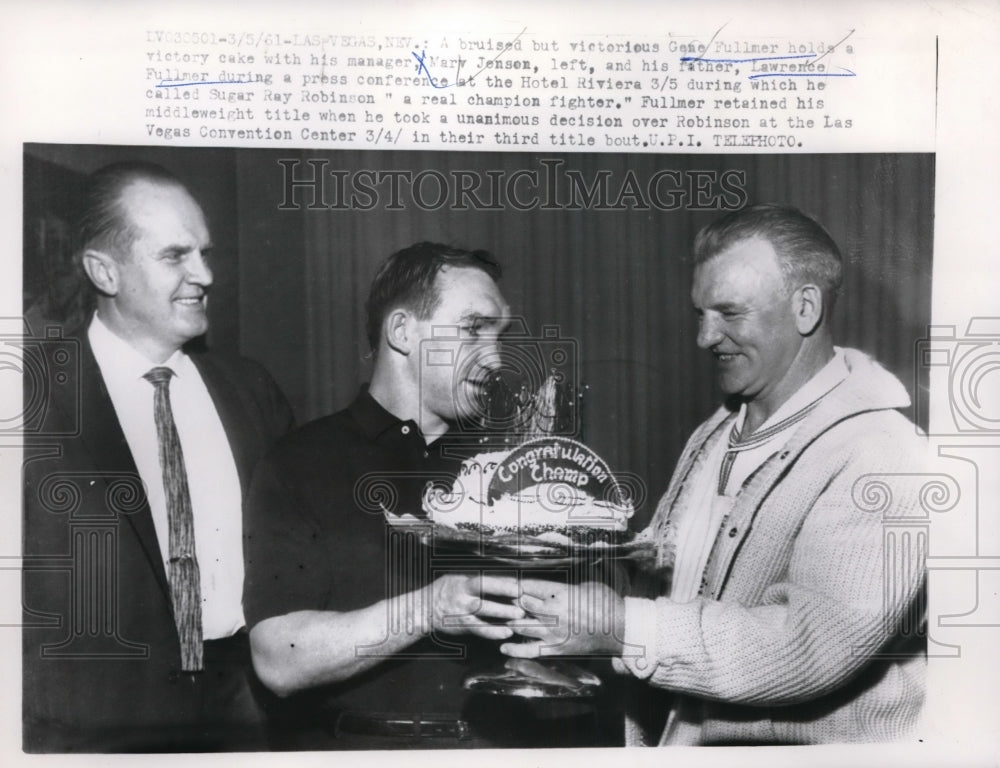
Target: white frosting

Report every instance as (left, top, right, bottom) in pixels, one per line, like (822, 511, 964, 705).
(423, 449, 634, 532)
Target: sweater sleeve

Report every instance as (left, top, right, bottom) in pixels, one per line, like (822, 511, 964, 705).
(614, 426, 926, 707)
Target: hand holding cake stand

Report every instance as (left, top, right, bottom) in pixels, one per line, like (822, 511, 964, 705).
(409, 429, 653, 698)
(386, 375, 654, 697)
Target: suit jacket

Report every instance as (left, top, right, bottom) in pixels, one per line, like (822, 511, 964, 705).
(22, 328, 294, 752)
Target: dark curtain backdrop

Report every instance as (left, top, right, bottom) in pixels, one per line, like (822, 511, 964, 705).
(24, 147, 934, 528)
(24, 147, 241, 348)
(236, 150, 933, 526)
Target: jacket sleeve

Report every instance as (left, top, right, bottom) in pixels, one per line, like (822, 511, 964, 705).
(614, 418, 927, 706)
(241, 356, 296, 441)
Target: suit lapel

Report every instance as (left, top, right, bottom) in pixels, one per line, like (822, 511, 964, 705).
(192, 354, 257, 498)
(72, 335, 173, 605)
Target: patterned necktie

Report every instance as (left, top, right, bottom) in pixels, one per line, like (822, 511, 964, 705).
(144, 366, 203, 672)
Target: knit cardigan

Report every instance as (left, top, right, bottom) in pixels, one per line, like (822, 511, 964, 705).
(615, 348, 928, 745)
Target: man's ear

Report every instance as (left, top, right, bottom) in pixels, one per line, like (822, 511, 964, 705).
(384, 308, 413, 355)
(793, 283, 824, 335)
(81, 249, 120, 297)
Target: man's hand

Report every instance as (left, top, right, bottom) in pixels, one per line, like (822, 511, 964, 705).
(500, 579, 626, 658)
(426, 574, 524, 641)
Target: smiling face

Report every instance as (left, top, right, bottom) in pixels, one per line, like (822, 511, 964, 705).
(101, 179, 214, 362)
(691, 236, 807, 418)
(412, 266, 510, 433)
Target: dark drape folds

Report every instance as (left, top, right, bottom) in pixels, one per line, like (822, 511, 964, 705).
(264, 151, 932, 526)
(23, 146, 935, 527)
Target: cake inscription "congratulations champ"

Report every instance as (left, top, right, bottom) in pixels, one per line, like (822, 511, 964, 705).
(487, 437, 619, 503)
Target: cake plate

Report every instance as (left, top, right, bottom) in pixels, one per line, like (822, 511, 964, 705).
(419, 524, 656, 699)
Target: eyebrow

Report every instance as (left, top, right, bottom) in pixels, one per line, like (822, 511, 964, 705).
(459, 311, 511, 331)
(158, 243, 213, 257)
(461, 312, 499, 324)
(695, 299, 746, 312)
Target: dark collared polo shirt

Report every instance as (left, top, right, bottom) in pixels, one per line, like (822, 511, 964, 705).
(244, 389, 519, 745)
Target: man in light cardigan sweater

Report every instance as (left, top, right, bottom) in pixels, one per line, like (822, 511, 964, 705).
(500, 204, 927, 744)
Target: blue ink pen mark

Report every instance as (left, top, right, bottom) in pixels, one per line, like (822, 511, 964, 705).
(411, 50, 450, 89)
(157, 80, 248, 88)
(810, 28, 855, 66)
(412, 26, 528, 89)
(682, 21, 731, 63)
(680, 53, 815, 64)
(680, 54, 856, 80)
(748, 67, 856, 80)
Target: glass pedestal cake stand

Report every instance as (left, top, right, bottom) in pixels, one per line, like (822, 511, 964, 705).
(418, 522, 656, 699)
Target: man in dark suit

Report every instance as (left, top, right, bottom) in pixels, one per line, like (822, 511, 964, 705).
(22, 162, 294, 752)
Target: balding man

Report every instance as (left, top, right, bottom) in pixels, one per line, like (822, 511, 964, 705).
(22, 162, 294, 751)
(501, 204, 927, 744)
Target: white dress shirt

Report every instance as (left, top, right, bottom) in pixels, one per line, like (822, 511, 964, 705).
(89, 313, 246, 639)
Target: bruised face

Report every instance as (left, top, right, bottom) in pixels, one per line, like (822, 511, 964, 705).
(691, 237, 804, 409)
(105, 180, 213, 362)
(411, 266, 510, 434)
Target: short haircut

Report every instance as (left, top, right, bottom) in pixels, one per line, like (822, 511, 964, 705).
(76, 161, 185, 260)
(365, 241, 502, 352)
(693, 203, 843, 311)
(56, 162, 187, 324)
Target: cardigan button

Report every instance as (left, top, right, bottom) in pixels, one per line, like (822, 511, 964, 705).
(728, 527, 738, 538)
(779, 450, 790, 459)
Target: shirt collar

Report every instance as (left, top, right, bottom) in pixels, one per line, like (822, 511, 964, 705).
(736, 346, 850, 436)
(348, 386, 420, 442)
(88, 312, 191, 382)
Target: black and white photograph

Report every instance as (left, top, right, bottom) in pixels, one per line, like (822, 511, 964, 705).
(3, 2, 999, 766)
(21, 145, 934, 752)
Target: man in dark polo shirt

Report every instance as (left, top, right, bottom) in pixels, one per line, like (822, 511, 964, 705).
(243, 242, 596, 749)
